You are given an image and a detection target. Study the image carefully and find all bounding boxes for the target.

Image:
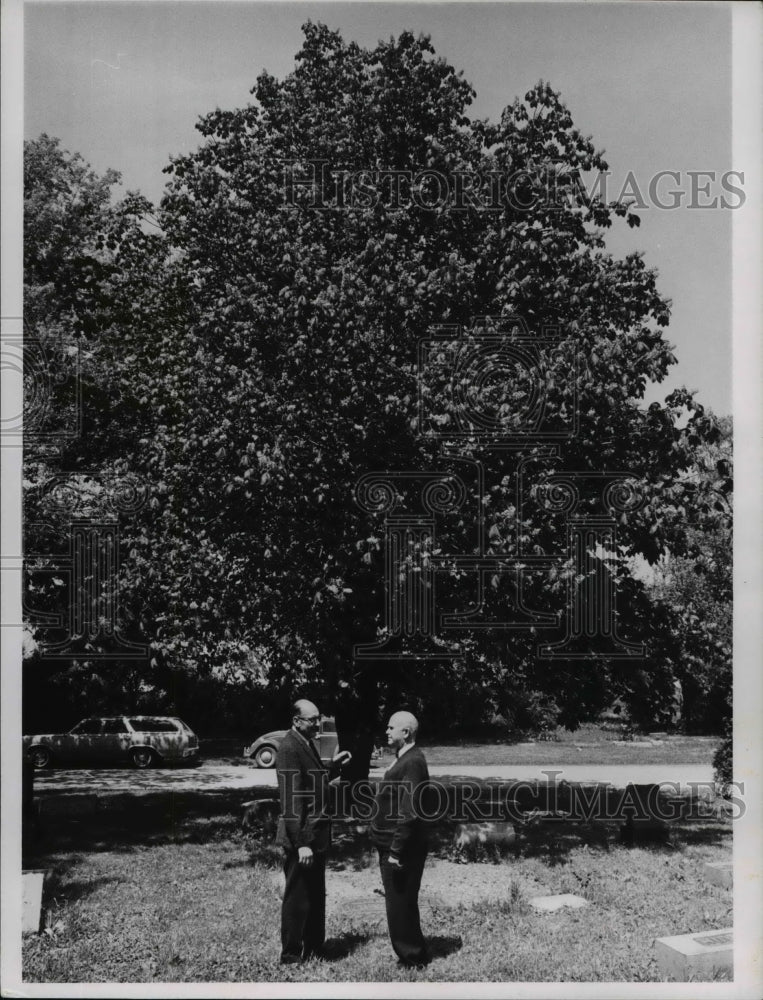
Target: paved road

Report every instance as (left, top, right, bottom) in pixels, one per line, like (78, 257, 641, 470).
(33, 760, 716, 796)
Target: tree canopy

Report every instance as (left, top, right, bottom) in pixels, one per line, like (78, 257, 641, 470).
(23, 24, 730, 755)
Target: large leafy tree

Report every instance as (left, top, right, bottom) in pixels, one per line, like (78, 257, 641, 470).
(22, 135, 172, 728)
(643, 415, 732, 731)
(24, 25, 728, 764)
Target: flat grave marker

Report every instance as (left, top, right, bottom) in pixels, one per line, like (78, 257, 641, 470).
(655, 927, 733, 980)
(529, 893, 588, 913)
(703, 860, 732, 888)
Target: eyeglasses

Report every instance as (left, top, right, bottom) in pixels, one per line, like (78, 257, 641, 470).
(297, 715, 319, 723)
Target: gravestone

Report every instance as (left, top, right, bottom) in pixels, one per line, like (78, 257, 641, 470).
(703, 861, 732, 888)
(453, 821, 516, 854)
(22, 870, 46, 933)
(529, 893, 588, 912)
(619, 816, 671, 847)
(655, 927, 733, 980)
(242, 798, 280, 836)
(332, 893, 387, 929)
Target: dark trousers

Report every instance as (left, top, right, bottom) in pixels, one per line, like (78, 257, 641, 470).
(280, 850, 326, 962)
(378, 846, 429, 965)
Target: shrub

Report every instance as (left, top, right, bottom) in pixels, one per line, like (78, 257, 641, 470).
(712, 722, 733, 793)
(507, 692, 561, 742)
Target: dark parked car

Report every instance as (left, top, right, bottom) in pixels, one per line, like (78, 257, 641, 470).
(244, 717, 339, 768)
(23, 716, 200, 769)
(243, 718, 383, 768)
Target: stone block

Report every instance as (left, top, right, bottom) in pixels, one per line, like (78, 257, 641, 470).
(529, 893, 588, 912)
(655, 927, 733, 980)
(22, 870, 46, 934)
(619, 815, 671, 847)
(330, 894, 386, 928)
(242, 797, 280, 837)
(454, 821, 516, 853)
(703, 861, 732, 888)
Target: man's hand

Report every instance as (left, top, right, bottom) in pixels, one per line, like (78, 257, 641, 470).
(333, 749, 352, 766)
(386, 854, 404, 870)
(297, 846, 314, 866)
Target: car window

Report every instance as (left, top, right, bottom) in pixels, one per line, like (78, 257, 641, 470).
(71, 718, 103, 735)
(101, 719, 130, 734)
(128, 718, 179, 733)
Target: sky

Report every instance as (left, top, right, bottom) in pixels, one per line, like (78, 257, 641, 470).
(25, 1, 733, 414)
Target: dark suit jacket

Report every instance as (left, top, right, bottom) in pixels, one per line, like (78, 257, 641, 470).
(274, 728, 340, 853)
(371, 745, 430, 858)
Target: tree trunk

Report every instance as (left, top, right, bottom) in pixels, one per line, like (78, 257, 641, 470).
(335, 671, 379, 784)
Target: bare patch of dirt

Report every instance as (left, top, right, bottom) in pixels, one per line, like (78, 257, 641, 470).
(268, 857, 551, 929)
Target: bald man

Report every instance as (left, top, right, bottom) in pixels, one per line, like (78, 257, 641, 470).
(274, 699, 351, 963)
(370, 711, 430, 967)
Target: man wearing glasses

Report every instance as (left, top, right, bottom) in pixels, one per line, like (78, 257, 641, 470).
(275, 699, 351, 963)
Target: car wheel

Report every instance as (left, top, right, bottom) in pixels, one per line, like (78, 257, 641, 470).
(253, 745, 276, 768)
(130, 747, 156, 769)
(29, 746, 52, 769)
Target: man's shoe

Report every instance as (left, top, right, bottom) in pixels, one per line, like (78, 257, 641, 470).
(280, 954, 302, 965)
(302, 947, 326, 961)
(398, 955, 430, 970)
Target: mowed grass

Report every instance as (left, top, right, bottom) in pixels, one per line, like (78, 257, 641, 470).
(23, 807, 732, 984)
(407, 726, 719, 768)
(206, 726, 719, 768)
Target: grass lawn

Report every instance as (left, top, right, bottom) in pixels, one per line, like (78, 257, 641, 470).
(22, 799, 732, 984)
(205, 725, 720, 768)
(409, 725, 719, 768)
